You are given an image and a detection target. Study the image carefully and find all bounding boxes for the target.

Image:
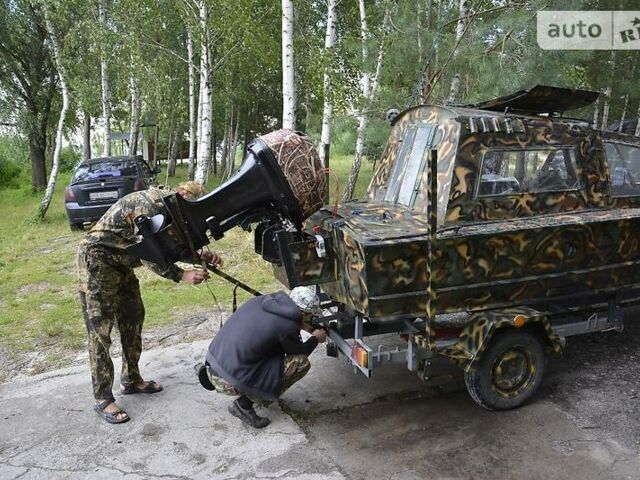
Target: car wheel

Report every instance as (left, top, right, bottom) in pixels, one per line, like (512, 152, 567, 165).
(464, 329, 545, 411)
(69, 222, 84, 231)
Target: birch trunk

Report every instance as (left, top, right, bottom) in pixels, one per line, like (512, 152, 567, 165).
(82, 112, 91, 161)
(193, 68, 203, 180)
(601, 86, 611, 131)
(592, 96, 600, 130)
(221, 109, 229, 177)
(38, 8, 69, 220)
(635, 102, 640, 136)
(229, 114, 240, 177)
(168, 126, 179, 177)
(447, 0, 468, 104)
(195, 0, 212, 184)
(343, 2, 389, 201)
(128, 68, 141, 156)
(187, 29, 197, 180)
(281, 0, 296, 129)
(212, 125, 217, 176)
(417, 0, 423, 62)
(619, 94, 629, 133)
(319, 0, 338, 184)
(304, 91, 312, 132)
(225, 106, 235, 178)
(98, 0, 111, 157)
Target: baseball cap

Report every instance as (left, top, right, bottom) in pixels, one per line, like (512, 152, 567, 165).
(289, 286, 321, 316)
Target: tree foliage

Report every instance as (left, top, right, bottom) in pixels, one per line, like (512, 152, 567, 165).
(1, 0, 640, 193)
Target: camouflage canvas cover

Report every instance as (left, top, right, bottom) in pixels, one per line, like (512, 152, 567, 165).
(260, 129, 327, 219)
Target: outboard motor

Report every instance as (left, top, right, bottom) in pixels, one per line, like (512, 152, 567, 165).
(127, 129, 327, 269)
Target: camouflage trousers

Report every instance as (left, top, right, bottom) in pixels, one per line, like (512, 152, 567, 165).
(206, 354, 311, 405)
(77, 242, 145, 402)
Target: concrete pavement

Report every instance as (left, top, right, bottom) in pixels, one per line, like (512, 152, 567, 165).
(1, 329, 639, 480)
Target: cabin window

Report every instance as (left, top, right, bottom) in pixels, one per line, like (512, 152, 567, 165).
(384, 124, 435, 206)
(477, 147, 579, 197)
(604, 142, 640, 197)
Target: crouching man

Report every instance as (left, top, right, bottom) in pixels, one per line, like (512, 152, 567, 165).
(200, 286, 326, 428)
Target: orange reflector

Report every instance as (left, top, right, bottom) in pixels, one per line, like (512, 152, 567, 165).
(513, 315, 526, 328)
(351, 345, 369, 368)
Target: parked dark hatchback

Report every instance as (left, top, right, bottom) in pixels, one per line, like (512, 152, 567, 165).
(64, 155, 160, 230)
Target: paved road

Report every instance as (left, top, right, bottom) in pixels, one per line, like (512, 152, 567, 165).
(1, 320, 639, 480)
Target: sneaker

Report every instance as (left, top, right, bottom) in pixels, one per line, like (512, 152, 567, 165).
(228, 400, 271, 429)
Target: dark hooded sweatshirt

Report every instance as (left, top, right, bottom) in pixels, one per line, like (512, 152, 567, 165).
(206, 292, 318, 400)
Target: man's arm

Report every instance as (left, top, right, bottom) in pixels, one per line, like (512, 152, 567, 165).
(141, 260, 184, 283)
(141, 260, 209, 285)
(280, 329, 326, 356)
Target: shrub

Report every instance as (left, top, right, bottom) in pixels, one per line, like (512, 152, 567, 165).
(59, 146, 81, 172)
(0, 135, 28, 189)
(0, 156, 22, 188)
(330, 115, 391, 162)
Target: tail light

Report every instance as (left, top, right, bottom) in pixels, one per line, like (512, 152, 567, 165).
(64, 186, 76, 202)
(133, 178, 146, 191)
(351, 344, 369, 368)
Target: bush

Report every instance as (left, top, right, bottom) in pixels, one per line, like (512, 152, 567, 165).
(0, 156, 22, 188)
(0, 135, 28, 189)
(59, 146, 81, 172)
(363, 117, 391, 162)
(330, 115, 391, 162)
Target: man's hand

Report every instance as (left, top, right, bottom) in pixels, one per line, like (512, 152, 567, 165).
(182, 269, 209, 285)
(312, 329, 327, 343)
(200, 250, 224, 267)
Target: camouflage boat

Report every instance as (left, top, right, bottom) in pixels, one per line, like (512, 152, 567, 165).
(130, 86, 640, 410)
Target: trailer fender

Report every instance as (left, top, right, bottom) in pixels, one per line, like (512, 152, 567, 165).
(439, 307, 563, 373)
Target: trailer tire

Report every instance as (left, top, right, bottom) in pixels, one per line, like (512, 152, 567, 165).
(464, 329, 545, 411)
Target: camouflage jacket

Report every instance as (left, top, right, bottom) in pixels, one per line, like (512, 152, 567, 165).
(81, 187, 183, 282)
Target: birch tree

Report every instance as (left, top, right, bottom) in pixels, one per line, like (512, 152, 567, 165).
(37, 4, 69, 220)
(98, 0, 112, 157)
(186, 28, 197, 180)
(282, 0, 296, 129)
(447, 0, 468, 104)
(343, 1, 389, 201)
(82, 112, 91, 161)
(195, 0, 212, 184)
(601, 86, 611, 131)
(319, 0, 338, 172)
(128, 66, 141, 156)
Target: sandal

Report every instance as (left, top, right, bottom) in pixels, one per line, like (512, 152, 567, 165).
(94, 400, 130, 424)
(121, 380, 164, 395)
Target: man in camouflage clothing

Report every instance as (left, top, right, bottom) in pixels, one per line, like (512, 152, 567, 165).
(197, 287, 326, 428)
(77, 181, 223, 424)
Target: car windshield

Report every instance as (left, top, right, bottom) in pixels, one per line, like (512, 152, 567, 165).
(72, 159, 138, 183)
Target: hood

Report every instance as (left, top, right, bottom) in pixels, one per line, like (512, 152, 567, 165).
(261, 292, 302, 321)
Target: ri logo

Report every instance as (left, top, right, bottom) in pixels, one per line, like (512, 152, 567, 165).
(619, 17, 640, 43)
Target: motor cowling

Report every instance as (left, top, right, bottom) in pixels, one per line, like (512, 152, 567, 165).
(127, 129, 326, 268)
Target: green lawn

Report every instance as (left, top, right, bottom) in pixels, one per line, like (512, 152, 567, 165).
(0, 153, 374, 379)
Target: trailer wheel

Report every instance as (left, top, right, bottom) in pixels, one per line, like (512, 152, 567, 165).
(464, 329, 545, 411)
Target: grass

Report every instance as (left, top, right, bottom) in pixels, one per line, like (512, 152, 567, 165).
(0, 153, 374, 374)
